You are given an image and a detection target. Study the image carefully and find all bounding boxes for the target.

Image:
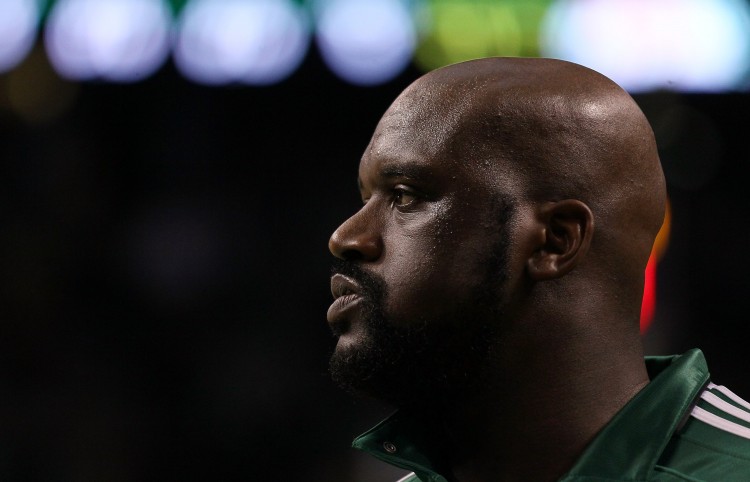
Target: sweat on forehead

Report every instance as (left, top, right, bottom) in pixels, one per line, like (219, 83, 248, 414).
(369, 56, 665, 254)
(383, 60, 655, 176)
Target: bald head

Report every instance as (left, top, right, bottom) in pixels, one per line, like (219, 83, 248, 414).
(373, 57, 666, 289)
(329, 59, 668, 479)
(328, 57, 662, 406)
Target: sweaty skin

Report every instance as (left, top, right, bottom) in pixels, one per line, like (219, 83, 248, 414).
(329, 57, 666, 482)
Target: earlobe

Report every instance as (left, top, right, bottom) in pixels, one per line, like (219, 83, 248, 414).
(527, 200, 594, 281)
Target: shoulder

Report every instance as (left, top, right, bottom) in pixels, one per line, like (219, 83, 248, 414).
(654, 383, 750, 480)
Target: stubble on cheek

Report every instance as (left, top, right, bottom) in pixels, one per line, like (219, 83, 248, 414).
(326, 196, 512, 406)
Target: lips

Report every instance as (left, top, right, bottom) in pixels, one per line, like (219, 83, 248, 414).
(327, 273, 364, 327)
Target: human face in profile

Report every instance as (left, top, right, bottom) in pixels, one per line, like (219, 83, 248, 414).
(327, 97, 515, 405)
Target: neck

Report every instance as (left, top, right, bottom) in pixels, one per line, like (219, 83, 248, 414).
(430, 332, 650, 482)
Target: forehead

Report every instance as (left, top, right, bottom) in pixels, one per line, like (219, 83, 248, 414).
(359, 89, 465, 181)
(358, 88, 523, 202)
(375, 81, 467, 151)
(358, 125, 451, 191)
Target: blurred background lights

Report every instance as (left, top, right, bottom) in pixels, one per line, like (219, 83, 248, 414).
(173, 0, 310, 86)
(541, 0, 750, 93)
(414, 0, 552, 72)
(44, 0, 172, 82)
(0, 0, 40, 73)
(4, 45, 80, 123)
(0, 0, 749, 91)
(315, 0, 416, 86)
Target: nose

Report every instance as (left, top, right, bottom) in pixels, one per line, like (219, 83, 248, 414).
(329, 209, 382, 262)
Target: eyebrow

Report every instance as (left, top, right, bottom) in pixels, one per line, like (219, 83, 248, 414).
(380, 163, 432, 180)
(357, 161, 434, 192)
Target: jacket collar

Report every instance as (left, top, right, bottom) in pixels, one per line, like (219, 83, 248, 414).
(561, 348, 709, 480)
(353, 349, 710, 482)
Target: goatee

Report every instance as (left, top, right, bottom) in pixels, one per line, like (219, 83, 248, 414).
(328, 258, 498, 409)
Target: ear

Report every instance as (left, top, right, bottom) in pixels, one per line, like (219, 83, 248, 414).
(527, 200, 594, 281)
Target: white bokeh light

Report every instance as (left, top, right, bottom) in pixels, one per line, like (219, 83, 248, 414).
(173, 0, 310, 86)
(44, 0, 172, 82)
(541, 0, 750, 93)
(0, 0, 40, 73)
(315, 0, 416, 86)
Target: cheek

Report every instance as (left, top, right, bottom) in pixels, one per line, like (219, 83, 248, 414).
(379, 227, 494, 324)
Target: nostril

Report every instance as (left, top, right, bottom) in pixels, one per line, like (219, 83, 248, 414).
(343, 249, 364, 261)
(342, 249, 364, 261)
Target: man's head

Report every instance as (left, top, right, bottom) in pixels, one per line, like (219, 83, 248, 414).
(327, 57, 666, 408)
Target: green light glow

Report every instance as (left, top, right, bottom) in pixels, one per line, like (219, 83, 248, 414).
(414, 0, 552, 72)
(167, 0, 189, 15)
(38, 0, 55, 20)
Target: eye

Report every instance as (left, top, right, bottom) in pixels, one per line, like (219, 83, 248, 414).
(391, 187, 417, 208)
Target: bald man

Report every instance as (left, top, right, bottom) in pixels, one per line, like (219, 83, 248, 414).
(326, 57, 750, 481)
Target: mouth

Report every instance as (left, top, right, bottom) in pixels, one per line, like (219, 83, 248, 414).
(330, 273, 361, 299)
(327, 273, 364, 328)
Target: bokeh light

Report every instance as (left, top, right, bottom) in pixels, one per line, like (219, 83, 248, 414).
(0, 0, 746, 91)
(413, 0, 552, 72)
(5, 45, 79, 123)
(541, 0, 750, 93)
(44, 0, 172, 82)
(315, 0, 416, 86)
(173, 0, 310, 86)
(641, 199, 671, 333)
(0, 0, 40, 74)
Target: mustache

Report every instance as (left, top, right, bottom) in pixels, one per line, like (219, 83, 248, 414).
(330, 258, 386, 300)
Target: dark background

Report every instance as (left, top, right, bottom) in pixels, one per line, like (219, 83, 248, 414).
(0, 43, 748, 481)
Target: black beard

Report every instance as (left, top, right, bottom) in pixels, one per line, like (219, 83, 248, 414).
(328, 196, 513, 409)
(327, 256, 503, 410)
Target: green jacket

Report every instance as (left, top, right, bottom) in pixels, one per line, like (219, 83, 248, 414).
(353, 349, 750, 481)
